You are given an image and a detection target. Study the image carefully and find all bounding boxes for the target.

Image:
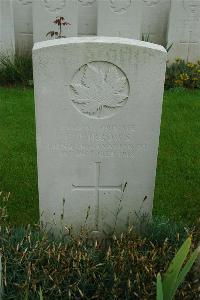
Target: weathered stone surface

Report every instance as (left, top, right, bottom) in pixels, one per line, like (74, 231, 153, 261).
(13, 0, 33, 53)
(167, 0, 200, 63)
(97, 0, 142, 39)
(33, 37, 166, 233)
(33, 0, 78, 43)
(0, 0, 15, 53)
(142, 0, 171, 46)
(78, 0, 97, 36)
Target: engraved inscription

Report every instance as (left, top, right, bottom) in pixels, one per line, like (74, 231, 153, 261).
(17, 0, 32, 5)
(44, 125, 147, 158)
(72, 162, 122, 230)
(43, 0, 66, 12)
(109, 0, 132, 13)
(70, 61, 129, 119)
(143, 0, 160, 6)
(79, 0, 96, 6)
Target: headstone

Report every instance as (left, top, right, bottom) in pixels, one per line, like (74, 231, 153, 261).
(13, 0, 33, 53)
(142, 0, 171, 46)
(33, 37, 166, 233)
(78, 0, 97, 36)
(167, 0, 200, 63)
(97, 0, 142, 39)
(33, 0, 78, 43)
(0, 0, 15, 53)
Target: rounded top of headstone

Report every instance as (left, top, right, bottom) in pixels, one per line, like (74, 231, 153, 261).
(33, 36, 166, 54)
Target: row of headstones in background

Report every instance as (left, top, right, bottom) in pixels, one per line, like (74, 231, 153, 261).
(1, 0, 171, 53)
(1, 0, 200, 64)
(33, 37, 167, 232)
(32, 0, 172, 45)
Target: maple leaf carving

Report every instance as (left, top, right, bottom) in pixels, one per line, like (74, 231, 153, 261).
(43, 0, 66, 12)
(143, 0, 160, 6)
(70, 62, 129, 118)
(18, 0, 32, 4)
(110, 0, 132, 13)
(79, 0, 96, 6)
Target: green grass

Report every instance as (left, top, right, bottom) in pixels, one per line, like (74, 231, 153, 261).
(0, 87, 38, 224)
(154, 88, 200, 223)
(0, 87, 199, 225)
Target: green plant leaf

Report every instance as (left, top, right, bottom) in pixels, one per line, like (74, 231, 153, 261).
(24, 289, 28, 300)
(39, 287, 43, 300)
(156, 273, 163, 300)
(162, 237, 191, 300)
(173, 246, 200, 296)
(166, 43, 173, 53)
(0, 255, 3, 300)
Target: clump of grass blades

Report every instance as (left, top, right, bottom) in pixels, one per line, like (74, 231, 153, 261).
(0, 218, 199, 299)
(0, 49, 33, 86)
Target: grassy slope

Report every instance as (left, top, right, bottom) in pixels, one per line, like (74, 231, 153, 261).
(0, 87, 199, 225)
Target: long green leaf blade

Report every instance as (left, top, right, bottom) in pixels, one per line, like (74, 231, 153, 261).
(162, 237, 191, 300)
(39, 287, 43, 300)
(0, 255, 3, 300)
(156, 273, 164, 300)
(172, 247, 200, 298)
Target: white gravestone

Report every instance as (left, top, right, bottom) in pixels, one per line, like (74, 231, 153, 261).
(33, 37, 166, 233)
(78, 0, 97, 36)
(0, 0, 15, 53)
(167, 0, 200, 64)
(13, 0, 33, 53)
(33, 0, 78, 43)
(142, 0, 171, 46)
(97, 0, 142, 39)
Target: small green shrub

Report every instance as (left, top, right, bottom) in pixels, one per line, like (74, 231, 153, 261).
(0, 50, 33, 86)
(46, 16, 71, 39)
(165, 59, 200, 89)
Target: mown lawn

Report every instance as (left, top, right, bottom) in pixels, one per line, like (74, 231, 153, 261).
(0, 87, 199, 225)
(154, 88, 200, 223)
(0, 87, 38, 224)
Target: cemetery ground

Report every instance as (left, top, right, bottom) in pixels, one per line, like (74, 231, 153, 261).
(0, 86, 199, 226)
(0, 85, 200, 298)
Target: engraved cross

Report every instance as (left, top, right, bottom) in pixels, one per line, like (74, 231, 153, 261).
(72, 162, 122, 230)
